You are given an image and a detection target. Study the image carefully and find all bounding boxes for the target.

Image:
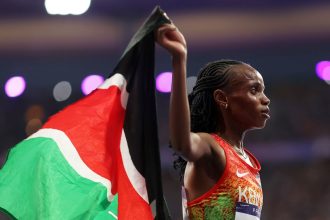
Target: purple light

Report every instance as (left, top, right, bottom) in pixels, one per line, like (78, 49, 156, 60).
(156, 72, 172, 93)
(316, 61, 330, 81)
(322, 67, 330, 81)
(5, 76, 26, 98)
(81, 74, 104, 95)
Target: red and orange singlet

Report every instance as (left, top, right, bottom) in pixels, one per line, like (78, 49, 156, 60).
(182, 134, 263, 220)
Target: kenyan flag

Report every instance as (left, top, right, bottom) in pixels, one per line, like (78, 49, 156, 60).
(0, 6, 171, 220)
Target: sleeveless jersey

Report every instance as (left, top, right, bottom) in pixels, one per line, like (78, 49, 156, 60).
(183, 134, 263, 220)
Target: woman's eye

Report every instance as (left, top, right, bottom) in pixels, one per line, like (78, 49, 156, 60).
(250, 87, 257, 94)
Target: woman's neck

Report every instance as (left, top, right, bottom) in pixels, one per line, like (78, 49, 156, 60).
(217, 130, 246, 154)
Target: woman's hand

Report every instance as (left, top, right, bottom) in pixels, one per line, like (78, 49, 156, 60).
(156, 24, 187, 60)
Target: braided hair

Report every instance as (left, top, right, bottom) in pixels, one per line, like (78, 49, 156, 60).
(173, 59, 245, 180)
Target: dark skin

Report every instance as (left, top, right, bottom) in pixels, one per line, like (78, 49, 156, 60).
(156, 24, 270, 201)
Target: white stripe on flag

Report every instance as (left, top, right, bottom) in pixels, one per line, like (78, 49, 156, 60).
(98, 73, 129, 109)
(120, 130, 149, 203)
(99, 73, 149, 203)
(27, 128, 114, 201)
(108, 211, 118, 219)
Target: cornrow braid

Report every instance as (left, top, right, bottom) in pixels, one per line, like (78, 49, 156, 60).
(173, 59, 245, 181)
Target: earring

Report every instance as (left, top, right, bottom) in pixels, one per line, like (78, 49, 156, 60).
(224, 103, 228, 109)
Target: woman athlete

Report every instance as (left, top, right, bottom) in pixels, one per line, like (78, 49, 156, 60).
(156, 23, 270, 220)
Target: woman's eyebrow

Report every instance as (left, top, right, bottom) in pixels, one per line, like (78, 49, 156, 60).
(249, 81, 265, 90)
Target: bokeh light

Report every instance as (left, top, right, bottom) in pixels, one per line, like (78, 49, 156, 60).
(4, 76, 26, 98)
(25, 105, 45, 136)
(25, 105, 45, 122)
(25, 118, 43, 136)
(156, 72, 172, 93)
(315, 61, 330, 81)
(53, 81, 72, 102)
(322, 66, 330, 81)
(81, 74, 104, 95)
(45, 0, 91, 15)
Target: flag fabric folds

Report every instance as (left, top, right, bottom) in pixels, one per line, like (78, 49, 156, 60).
(0, 6, 171, 220)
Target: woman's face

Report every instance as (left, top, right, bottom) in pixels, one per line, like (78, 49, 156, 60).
(225, 64, 270, 130)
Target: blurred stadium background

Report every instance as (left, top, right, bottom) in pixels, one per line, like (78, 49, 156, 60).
(0, 0, 330, 219)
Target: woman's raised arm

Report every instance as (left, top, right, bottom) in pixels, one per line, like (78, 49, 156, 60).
(156, 24, 211, 161)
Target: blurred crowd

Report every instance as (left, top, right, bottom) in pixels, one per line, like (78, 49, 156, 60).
(262, 160, 330, 220)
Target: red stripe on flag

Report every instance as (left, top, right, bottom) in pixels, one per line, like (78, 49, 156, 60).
(43, 84, 153, 217)
(43, 87, 125, 191)
(117, 142, 153, 219)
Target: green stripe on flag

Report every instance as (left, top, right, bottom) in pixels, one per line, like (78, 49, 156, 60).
(0, 137, 114, 220)
(94, 194, 118, 220)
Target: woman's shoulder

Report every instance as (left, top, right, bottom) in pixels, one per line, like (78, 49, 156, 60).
(195, 132, 223, 148)
(194, 132, 218, 142)
(194, 132, 226, 161)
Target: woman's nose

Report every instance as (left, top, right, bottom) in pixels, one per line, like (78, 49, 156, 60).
(262, 93, 270, 105)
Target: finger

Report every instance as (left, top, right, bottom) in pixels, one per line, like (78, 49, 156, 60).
(156, 24, 178, 42)
(157, 24, 177, 36)
(159, 23, 177, 30)
(162, 28, 186, 47)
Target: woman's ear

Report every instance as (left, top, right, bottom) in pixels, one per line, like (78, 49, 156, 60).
(213, 89, 228, 109)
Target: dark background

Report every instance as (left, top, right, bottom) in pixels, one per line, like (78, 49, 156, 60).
(0, 1, 330, 219)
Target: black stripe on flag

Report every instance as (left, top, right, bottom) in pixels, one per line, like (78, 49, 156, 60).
(111, 6, 171, 220)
